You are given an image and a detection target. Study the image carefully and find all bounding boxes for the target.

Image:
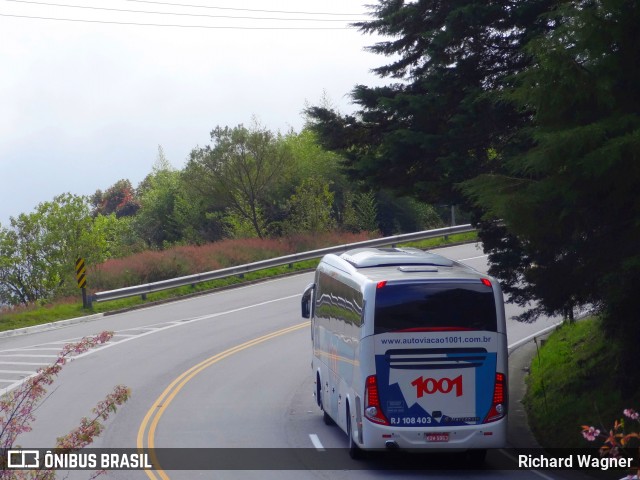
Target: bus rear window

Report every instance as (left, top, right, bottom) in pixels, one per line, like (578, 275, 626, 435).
(374, 282, 497, 334)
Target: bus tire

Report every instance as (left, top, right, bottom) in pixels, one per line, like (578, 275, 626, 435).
(323, 410, 334, 425)
(346, 405, 362, 459)
(317, 374, 334, 425)
(316, 374, 323, 409)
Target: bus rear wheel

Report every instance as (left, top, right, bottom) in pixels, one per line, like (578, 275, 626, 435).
(317, 374, 334, 425)
(316, 374, 323, 409)
(323, 411, 334, 425)
(346, 405, 362, 459)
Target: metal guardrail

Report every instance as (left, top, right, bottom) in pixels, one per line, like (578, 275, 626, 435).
(93, 224, 476, 303)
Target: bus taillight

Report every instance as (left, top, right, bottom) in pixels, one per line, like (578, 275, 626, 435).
(364, 375, 389, 425)
(483, 372, 506, 423)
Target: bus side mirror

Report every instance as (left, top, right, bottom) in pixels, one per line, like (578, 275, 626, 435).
(301, 283, 315, 319)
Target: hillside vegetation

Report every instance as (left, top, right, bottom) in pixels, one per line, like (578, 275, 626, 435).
(0, 127, 452, 310)
(525, 318, 639, 451)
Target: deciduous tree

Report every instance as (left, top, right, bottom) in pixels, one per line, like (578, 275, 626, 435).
(186, 122, 293, 239)
(286, 178, 336, 234)
(0, 194, 134, 305)
(91, 179, 140, 218)
(0, 194, 94, 305)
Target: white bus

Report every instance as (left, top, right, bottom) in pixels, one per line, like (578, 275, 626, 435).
(301, 247, 507, 461)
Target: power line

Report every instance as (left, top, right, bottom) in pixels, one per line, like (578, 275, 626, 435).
(0, 12, 353, 29)
(2, 0, 366, 21)
(121, 0, 364, 16)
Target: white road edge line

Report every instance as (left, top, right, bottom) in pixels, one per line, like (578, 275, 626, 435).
(459, 254, 489, 261)
(0, 361, 50, 366)
(1, 348, 65, 351)
(309, 434, 325, 451)
(0, 354, 59, 358)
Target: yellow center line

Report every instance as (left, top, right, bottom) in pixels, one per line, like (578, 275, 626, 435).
(137, 321, 309, 480)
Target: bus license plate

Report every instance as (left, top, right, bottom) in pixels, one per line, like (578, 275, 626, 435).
(425, 433, 449, 442)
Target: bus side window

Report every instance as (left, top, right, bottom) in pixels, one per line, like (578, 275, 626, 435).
(302, 283, 315, 319)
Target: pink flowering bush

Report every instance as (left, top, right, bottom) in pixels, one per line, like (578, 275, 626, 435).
(582, 408, 640, 478)
(91, 231, 377, 290)
(582, 426, 601, 442)
(0, 332, 130, 479)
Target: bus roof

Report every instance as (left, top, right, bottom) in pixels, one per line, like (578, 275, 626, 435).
(341, 247, 454, 268)
(320, 247, 487, 283)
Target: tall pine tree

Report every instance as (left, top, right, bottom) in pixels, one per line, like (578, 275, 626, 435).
(306, 0, 556, 204)
(463, 0, 640, 389)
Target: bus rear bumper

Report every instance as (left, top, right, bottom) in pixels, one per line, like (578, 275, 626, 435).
(360, 418, 507, 451)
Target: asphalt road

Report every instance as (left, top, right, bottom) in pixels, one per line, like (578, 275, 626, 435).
(2, 243, 568, 479)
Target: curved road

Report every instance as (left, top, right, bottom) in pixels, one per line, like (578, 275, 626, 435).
(2, 243, 565, 479)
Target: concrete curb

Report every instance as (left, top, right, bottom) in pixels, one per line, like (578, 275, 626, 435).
(0, 313, 104, 339)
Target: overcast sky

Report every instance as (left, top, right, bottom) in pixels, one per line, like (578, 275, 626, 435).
(0, 0, 389, 225)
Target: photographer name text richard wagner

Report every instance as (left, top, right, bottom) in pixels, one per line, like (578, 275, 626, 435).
(519, 454, 635, 471)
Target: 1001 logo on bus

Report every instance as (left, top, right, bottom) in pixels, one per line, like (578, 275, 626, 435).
(411, 375, 463, 398)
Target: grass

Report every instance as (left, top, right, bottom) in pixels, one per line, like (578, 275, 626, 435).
(400, 230, 478, 250)
(524, 317, 638, 449)
(0, 230, 478, 333)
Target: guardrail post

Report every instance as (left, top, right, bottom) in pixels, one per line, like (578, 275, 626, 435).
(81, 287, 88, 309)
(444, 205, 456, 241)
